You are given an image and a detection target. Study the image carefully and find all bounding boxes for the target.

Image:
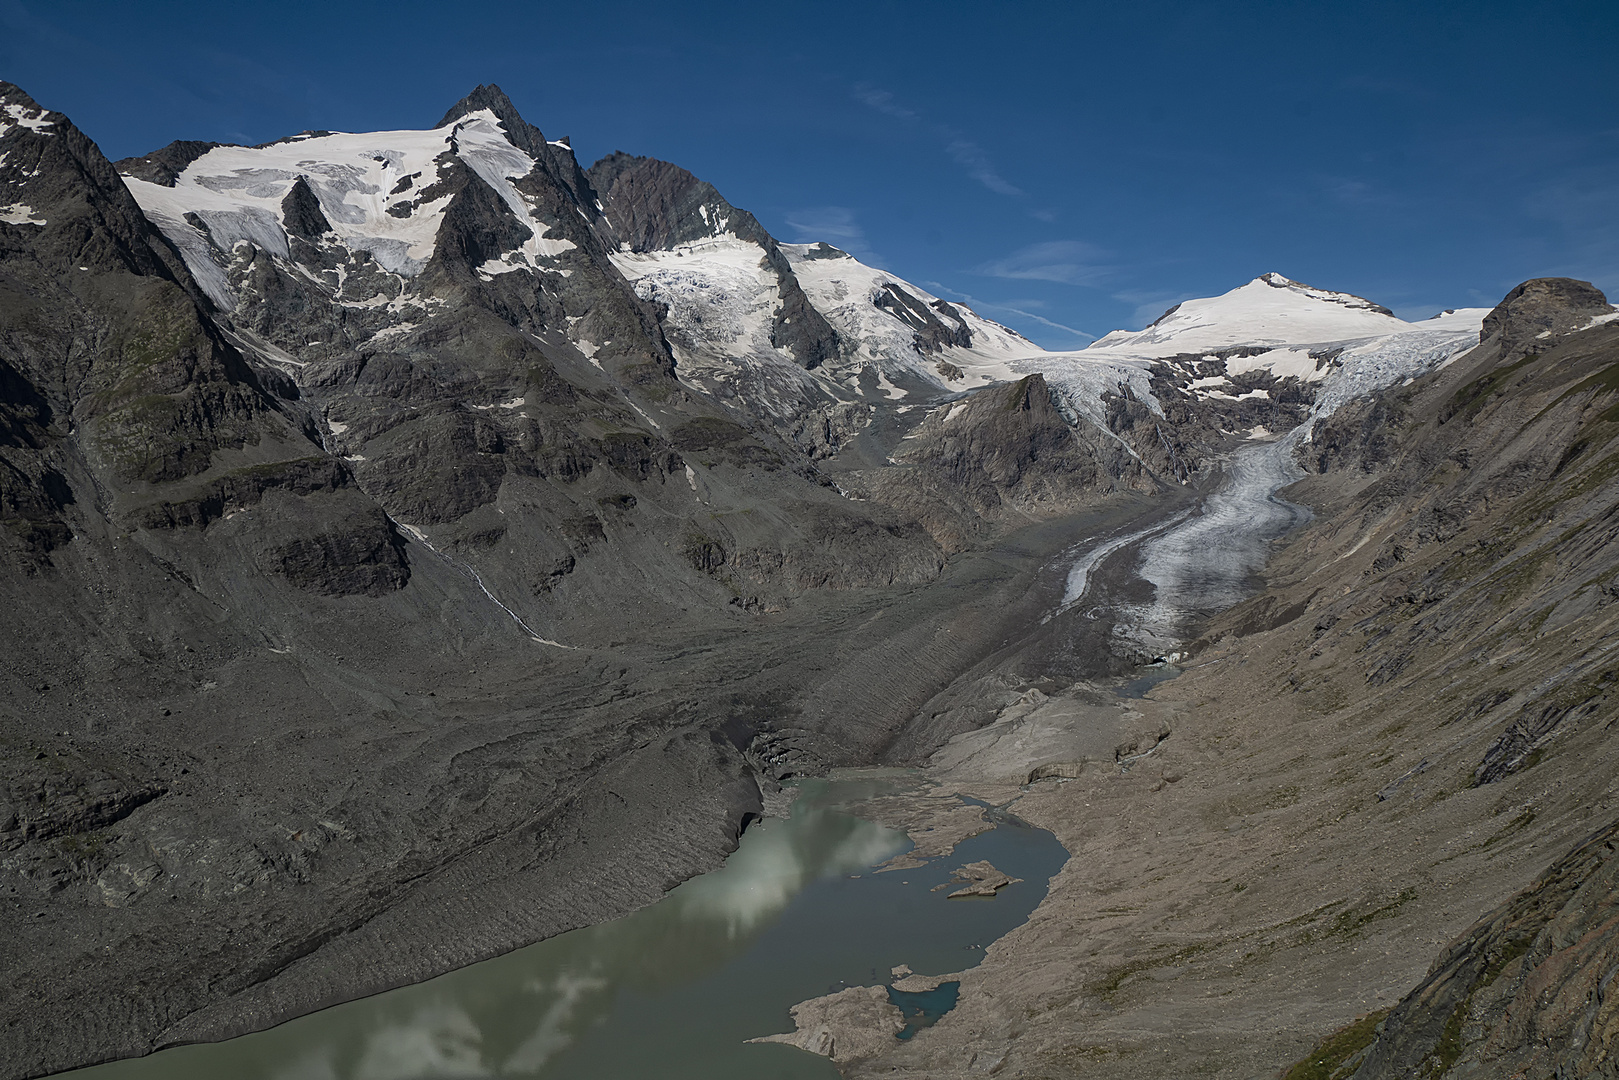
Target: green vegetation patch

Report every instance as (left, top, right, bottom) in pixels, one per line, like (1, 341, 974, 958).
(1087, 941, 1214, 1004)
(1424, 935, 1533, 1077)
(1328, 887, 1418, 941)
(1282, 1009, 1389, 1080)
(1444, 351, 1541, 422)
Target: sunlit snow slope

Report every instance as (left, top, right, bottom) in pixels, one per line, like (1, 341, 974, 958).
(606, 237, 1034, 405)
(117, 102, 1483, 455)
(124, 110, 578, 312)
(1011, 273, 1489, 436)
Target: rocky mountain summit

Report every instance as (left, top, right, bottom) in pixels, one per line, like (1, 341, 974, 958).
(3, 77, 1617, 1080)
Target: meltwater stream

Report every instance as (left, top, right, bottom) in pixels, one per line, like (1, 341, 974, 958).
(63, 777, 1066, 1080)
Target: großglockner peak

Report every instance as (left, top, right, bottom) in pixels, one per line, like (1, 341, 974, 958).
(7, 75, 1619, 1080)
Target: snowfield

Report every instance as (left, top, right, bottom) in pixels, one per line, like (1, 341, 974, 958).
(113, 99, 1486, 444)
(124, 110, 573, 310)
(779, 243, 1033, 387)
(1010, 274, 1488, 434)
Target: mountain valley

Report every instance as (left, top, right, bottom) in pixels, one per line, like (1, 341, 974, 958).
(2, 79, 1617, 1080)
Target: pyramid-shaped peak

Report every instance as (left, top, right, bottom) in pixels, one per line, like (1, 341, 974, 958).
(1, 80, 41, 109)
(0, 81, 58, 130)
(437, 84, 526, 131)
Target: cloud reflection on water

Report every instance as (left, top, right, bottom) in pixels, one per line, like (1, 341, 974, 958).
(676, 809, 907, 937)
(164, 794, 909, 1080)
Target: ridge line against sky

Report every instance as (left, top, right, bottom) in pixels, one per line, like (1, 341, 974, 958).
(3, 0, 1615, 348)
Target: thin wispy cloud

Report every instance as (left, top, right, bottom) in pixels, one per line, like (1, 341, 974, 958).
(852, 83, 1024, 199)
(943, 136, 1022, 197)
(852, 86, 917, 121)
(977, 240, 1112, 286)
(997, 305, 1097, 342)
(783, 206, 882, 264)
(927, 284, 1098, 344)
(1111, 289, 1198, 330)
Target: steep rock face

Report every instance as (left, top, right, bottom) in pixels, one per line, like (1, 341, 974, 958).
(0, 80, 371, 563)
(435, 83, 603, 220)
(1344, 819, 1619, 1079)
(587, 151, 841, 370)
(873, 281, 974, 355)
(851, 374, 1158, 551)
(112, 139, 223, 186)
(278, 176, 331, 241)
(1477, 275, 1614, 363)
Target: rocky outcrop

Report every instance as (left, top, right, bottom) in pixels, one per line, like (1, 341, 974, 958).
(111, 139, 223, 187)
(277, 176, 330, 241)
(1340, 818, 1619, 1079)
(941, 860, 1021, 897)
(1477, 276, 1614, 362)
(854, 374, 1158, 550)
(874, 282, 973, 354)
(435, 83, 600, 213)
(749, 985, 905, 1062)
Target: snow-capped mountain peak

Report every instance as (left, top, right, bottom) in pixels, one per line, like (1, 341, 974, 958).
(1089, 273, 1411, 357)
(118, 96, 600, 312)
(105, 84, 1493, 469)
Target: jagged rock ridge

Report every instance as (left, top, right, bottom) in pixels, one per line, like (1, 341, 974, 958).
(7, 74, 1611, 1080)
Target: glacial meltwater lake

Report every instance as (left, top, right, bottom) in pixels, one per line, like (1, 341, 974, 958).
(62, 774, 1067, 1080)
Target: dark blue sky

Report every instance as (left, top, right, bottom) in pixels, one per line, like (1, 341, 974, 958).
(4, 0, 1615, 347)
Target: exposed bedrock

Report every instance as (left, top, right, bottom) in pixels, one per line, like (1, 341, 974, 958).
(587, 151, 842, 369)
(9, 68, 1616, 1080)
(851, 373, 1161, 552)
(1479, 275, 1613, 362)
(845, 285, 1619, 1080)
(1345, 818, 1619, 1080)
